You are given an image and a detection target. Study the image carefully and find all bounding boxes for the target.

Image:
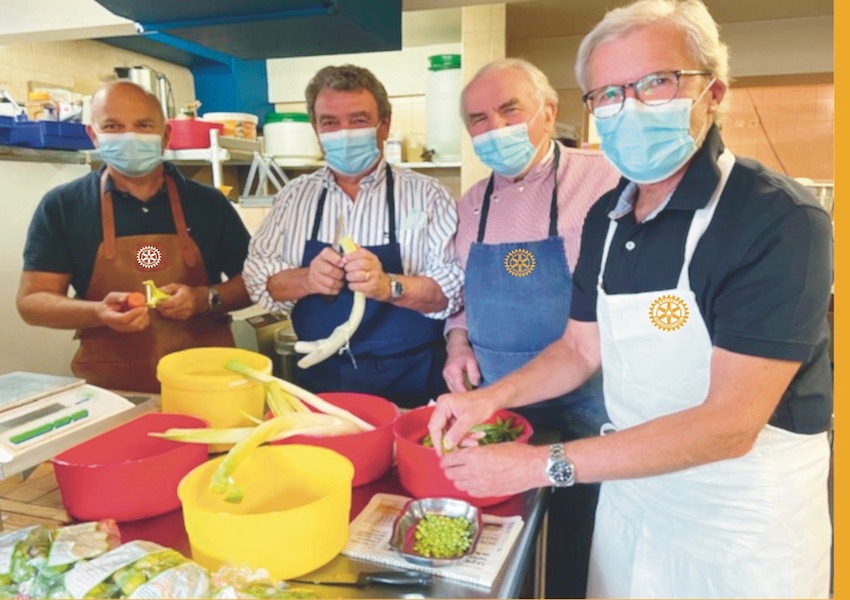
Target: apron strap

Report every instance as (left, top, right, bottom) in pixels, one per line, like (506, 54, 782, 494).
(165, 176, 197, 269)
(477, 142, 561, 243)
(309, 163, 397, 244)
(99, 170, 196, 267)
(677, 149, 735, 289)
(99, 171, 117, 260)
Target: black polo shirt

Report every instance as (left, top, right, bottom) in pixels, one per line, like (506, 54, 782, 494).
(23, 163, 250, 298)
(571, 126, 833, 434)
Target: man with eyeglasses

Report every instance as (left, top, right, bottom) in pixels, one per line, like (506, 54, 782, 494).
(426, 0, 832, 597)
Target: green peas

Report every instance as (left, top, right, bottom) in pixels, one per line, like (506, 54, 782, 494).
(412, 514, 474, 559)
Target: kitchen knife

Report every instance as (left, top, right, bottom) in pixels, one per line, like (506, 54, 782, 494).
(290, 570, 432, 587)
(322, 213, 346, 303)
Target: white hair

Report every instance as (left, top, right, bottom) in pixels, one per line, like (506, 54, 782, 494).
(575, 0, 730, 94)
(462, 58, 559, 118)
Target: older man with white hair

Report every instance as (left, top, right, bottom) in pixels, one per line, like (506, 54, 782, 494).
(428, 1, 833, 597)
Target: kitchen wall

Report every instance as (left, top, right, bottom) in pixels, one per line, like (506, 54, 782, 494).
(0, 162, 91, 375)
(0, 39, 194, 111)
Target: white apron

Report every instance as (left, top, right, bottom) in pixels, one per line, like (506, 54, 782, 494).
(587, 150, 832, 598)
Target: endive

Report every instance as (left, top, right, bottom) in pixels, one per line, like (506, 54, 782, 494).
(294, 235, 366, 369)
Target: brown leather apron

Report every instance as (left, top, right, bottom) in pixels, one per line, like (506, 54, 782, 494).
(71, 172, 234, 393)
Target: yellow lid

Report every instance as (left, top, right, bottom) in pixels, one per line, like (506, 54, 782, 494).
(28, 91, 51, 101)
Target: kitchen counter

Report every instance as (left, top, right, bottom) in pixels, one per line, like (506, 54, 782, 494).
(0, 463, 549, 599)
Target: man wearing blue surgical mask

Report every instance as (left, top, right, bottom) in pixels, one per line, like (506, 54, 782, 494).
(244, 65, 463, 409)
(427, 1, 832, 598)
(18, 81, 253, 393)
(445, 58, 619, 598)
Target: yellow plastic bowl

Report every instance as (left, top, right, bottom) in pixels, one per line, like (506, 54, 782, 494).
(157, 347, 270, 450)
(178, 445, 354, 580)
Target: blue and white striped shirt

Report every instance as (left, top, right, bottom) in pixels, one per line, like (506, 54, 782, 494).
(243, 160, 464, 319)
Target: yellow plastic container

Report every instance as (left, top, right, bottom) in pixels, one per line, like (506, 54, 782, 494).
(178, 445, 354, 580)
(157, 347, 271, 451)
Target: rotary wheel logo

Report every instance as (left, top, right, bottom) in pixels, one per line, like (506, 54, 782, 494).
(648, 294, 690, 331)
(504, 249, 535, 277)
(136, 245, 162, 269)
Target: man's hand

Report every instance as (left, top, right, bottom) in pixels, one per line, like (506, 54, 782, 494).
(439, 442, 546, 498)
(305, 247, 346, 296)
(427, 389, 501, 456)
(98, 291, 150, 332)
(343, 247, 390, 301)
(444, 330, 481, 393)
(156, 284, 205, 320)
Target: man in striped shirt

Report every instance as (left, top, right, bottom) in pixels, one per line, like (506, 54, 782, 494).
(443, 58, 620, 598)
(243, 64, 463, 409)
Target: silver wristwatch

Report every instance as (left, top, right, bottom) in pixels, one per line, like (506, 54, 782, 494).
(208, 286, 224, 313)
(388, 274, 404, 299)
(545, 443, 576, 487)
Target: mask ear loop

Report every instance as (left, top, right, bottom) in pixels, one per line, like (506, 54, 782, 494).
(690, 77, 718, 147)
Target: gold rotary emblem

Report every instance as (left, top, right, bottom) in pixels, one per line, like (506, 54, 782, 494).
(648, 294, 690, 331)
(504, 249, 535, 277)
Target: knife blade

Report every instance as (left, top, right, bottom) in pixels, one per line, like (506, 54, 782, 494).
(322, 213, 346, 304)
(291, 570, 432, 587)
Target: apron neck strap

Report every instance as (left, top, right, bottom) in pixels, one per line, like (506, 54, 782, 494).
(310, 163, 397, 244)
(99, 170, 196, 267)
(477, 142, 560, 243)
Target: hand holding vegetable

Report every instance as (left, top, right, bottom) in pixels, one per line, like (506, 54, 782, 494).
(295, 236, 366, 369)
(99, 291, 150, 333)
(426, 389, 502, 456)
(342, 247, 389, 301)
(304, 247, 346, 296)
(155, 283, 203, 320)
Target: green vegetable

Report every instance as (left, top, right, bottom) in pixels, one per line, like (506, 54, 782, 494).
(412, 514, 474, 559)
(421, 416, 524, 448)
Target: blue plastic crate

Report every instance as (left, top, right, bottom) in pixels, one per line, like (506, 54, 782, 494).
(8, 119, 94, 150)
(0, 114, 28, 145)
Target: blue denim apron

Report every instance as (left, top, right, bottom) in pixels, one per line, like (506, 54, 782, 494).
(291, 165, 447, 408)
(465, 145, 607, 440)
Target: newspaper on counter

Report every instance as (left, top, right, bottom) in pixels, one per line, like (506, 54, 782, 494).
(341, 493, 523, 589)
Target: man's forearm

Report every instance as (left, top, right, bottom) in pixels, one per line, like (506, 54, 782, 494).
(386, 274, 448, 314)
(266, 268, 312, 303)
(17, 292, 104, 329)
(215, 274, 253, 311)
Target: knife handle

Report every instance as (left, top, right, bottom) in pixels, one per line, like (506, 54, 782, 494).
(365, 571, 432, 586)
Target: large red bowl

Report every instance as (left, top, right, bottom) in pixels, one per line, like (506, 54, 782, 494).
(393, 406, 533, 507)
(271, 392, 399, 487)
(53, 413, 208, 522)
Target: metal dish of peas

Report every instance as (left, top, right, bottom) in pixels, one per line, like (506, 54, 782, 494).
(389, 497, 483, 567)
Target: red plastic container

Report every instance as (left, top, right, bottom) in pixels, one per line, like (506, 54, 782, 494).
(167, 119, 224, 149)
(271, 392, 399, 487)
(394, 406, 533, 507)
(52, 413, 208, 522)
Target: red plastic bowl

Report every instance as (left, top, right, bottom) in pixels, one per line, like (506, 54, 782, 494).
(393, 406, 533, 507)
(271, 392, 399, 487)
(52, 413, 208, 522)
(167, 119, 224, 149)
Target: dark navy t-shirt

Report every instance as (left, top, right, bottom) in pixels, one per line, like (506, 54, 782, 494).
(570, 126, 833, 434)
(23, 163, 250, 297)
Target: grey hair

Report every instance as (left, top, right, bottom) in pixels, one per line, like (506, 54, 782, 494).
(575, 0, 730, 93)
(305, 64, 392, 124)
(462, 58, 559, 118)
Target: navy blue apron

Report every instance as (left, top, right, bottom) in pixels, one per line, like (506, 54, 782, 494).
(291, 164, 447, 409)
(465, 144, 607, 440)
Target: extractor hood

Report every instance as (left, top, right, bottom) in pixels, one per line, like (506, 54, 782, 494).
(92, 0, 402, 60)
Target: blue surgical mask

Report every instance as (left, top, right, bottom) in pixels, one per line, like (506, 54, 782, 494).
(471, 113, 544, 179)
(97, 132, 164, 177)
(595, 81, 714, 184)
(319, 127, 381, 176)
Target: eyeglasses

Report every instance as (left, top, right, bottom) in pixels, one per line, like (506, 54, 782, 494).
(583, 69, 712, 119)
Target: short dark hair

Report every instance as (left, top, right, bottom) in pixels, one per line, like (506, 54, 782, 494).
(305, 64, 392, 125)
